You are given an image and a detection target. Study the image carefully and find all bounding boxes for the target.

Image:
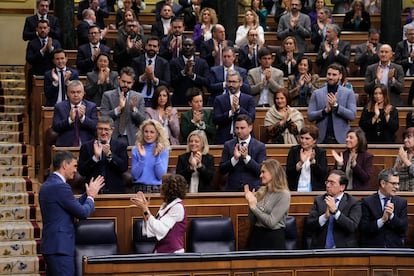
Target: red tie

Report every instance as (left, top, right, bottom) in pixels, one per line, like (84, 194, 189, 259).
(73, 105, 80, 146)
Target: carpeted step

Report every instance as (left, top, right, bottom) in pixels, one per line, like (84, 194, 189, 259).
(0, 256, 39, 275)
(0, 166, 28, 177)
(0, 80, 25, 89)
(0, 178, 31, 193)
(0, 193, 30, 206)
(0, 122, 23, 133)
(0, 132, 24, 143)
(0, 206, 31, 222)
(0, 240, 37, 257)
(0, 143, 26, 155)
(0, 72, 25, 80)
(0, 66, 25, 74)
(0, 88, 26, 97)
(0, 222, 38, 241)
(0, 155, 27, 166)
(0, 105, 25, 113)
(0, 113, 23, 122)
(0, 96, 26, 106)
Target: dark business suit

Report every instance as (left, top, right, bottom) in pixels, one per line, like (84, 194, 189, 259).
(44, 67, 80, 107)
(84, 70, 119, 106)
(336, 150, 374, 191)
(199, 38, 234, 67)
(100, 89, 146, 146)
(208, 65, 251, 106)
(76, 43, 111, 75)
(76, 20, 91, 46)
(159, 34, 188, 61)
(354, 42, 381, 76)
(342, 10, 371, 31)
(113, 32, 145, 71)
(151, 20, 169, 40)
(22, 14, 61, 41)
(316, 39, 351, 77)
(237, 44, 260, 71)
(169, 56, 210, 106)
(306, 193, 362, 249)
(176, 152, 215, 192)
(77, 0, 109, 29)
(78, 138, 128, 193)
(26, 37, 62, 76)
(394, 40, 414, 75)
(130, 54, 171, 92)
(52, 100, 98, 146)
(364, 62, 405, 106)
(286, 145, 327, 192)
(219, 137, 266, 191)
(311, 23, 325, 53)
(360, 193, 408, 247)
(39, 173, 95, 275)
(213, 92, 256, 144)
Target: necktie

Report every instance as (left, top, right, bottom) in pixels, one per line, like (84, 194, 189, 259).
(409, 45, 414, 76)
(215, 42, 223, 66)
(327, 45, 335, 64)
(146, 59, 153, 96)
(119, 94, 127, 135)
(93, 45, 98, 57)
(325, 198, 339, 249)
(40, 15, 45, 20)
(42, 38, 47, 47)
(60, 69, 66, 101)
(173, 37, 179, 58)
(240, 141, 246, 147)
(383, 197, 390, 210)
(73, 106, 80, 146)
(253, 46, 258, 68)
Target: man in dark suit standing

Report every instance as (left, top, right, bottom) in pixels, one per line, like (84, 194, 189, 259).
(159, 17, 188, 61)
(52, 80, 98, 147)
(39, 151, 104, 276)
(151, 3, 174, 40)
(170, 38, 210, 106)
(44, 49, 79, 107)
(208, 46, 250, 106)
(200, 24, 234, 67)
(213, 70, 255, 144)
(76, 25, 111, 75)
(131, 37, 171, 106)
(22, 0, 61, 41)
(354, 28, 381, 76)
(306, 170, 362, 249)
(77, 0, 109, 29)
(219, 114, 266, 191)
(100, 66, 146, 146)
(360, 168, 408, 247)
(26, 19, 61, 76)
(78, 116, 129, 194)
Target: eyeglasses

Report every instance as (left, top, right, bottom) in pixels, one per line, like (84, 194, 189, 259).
(97, 127, 112, 132)
(325, 180, 337, 185)
(385, 180, 399, 186)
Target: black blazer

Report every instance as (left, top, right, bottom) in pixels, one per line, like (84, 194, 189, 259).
(44, 67, 80, 107)
(199, 38, 234, 67)
(26, 37, 62, 75)
(76, 43, 111, 75)
(22, 14, 61, 41)
(316, 39, 351, 77)
(360, 193, 408, 248)
(176, 152, 215, 192)
(306, 193, 362, 249)
(130, 55, 171, 92)
(76, 21, 91, 47)
(169, 56, 210, 106)
(342, 10, 371, 31)
(286, 145, 327, 191)
(78, 138, 129, 193)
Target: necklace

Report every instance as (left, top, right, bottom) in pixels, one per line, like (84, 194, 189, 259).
(259, 192, 269, 212)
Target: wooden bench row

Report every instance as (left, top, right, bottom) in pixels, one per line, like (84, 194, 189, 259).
(52, 143, 403, 192)
(75, 190, 414, 254)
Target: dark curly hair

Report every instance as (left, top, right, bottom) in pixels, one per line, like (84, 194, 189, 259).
(160, 174, 188, 204)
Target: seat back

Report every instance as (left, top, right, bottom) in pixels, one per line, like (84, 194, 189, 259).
(302, 216, 313, 249)
(188, 217, 236, 253)
(285, 216, 298, 250)
(133, 219, 157, 253)
(75, 220, 118, 276)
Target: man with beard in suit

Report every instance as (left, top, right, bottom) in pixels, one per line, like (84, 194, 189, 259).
(170, 38, 210, 106)
(23, 0, 61, 41)
(78, 116, 129, 194)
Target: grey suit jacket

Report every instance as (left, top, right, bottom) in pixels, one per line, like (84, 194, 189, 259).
(85, 70, 119, 106)
(307, 85, 356, 143)
(100, 89, 146, 146)
(277, 12, 311, 53)
(247, 66, 284, 106)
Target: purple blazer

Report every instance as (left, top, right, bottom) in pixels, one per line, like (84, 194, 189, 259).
(337, 150, 374, 191)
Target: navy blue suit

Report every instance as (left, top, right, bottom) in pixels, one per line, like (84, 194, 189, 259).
(208, 65, 251, 106)
(76, 43, 111, 75)
(78, 138, 129, 193)
(52, 100, 98, 146)
(22, 14, 61, 41)
(169, 56, 210, 106)
(44, 68, 80, 107)
(26, 37, 61, 76)
(39, 173, 95, 275)
(219, 137, 266, 191)
(130, 54, 171, 92)
(199, 39, 234, 67)
(77, 0, 109, 29)
(213, 92, 256, 144)
(360, 193, 408, 248)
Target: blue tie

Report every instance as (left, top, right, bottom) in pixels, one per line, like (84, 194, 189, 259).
(325, 198, 339, 249)
(383, 197, 390, 210)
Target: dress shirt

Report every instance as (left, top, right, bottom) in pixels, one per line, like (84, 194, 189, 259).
(230, 135, 252, 166)
(377, 191, 394, 228)
(318, 192, 344, 226)
(257, 68, 270, 105)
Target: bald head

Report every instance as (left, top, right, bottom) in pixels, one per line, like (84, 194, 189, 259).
(378, 44, 393, 64)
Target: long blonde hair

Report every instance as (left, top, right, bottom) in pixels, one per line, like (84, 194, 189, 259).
(135, 119, 170, 155)
(255, 159, 289, 201)
(243, 9, 259, 27)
